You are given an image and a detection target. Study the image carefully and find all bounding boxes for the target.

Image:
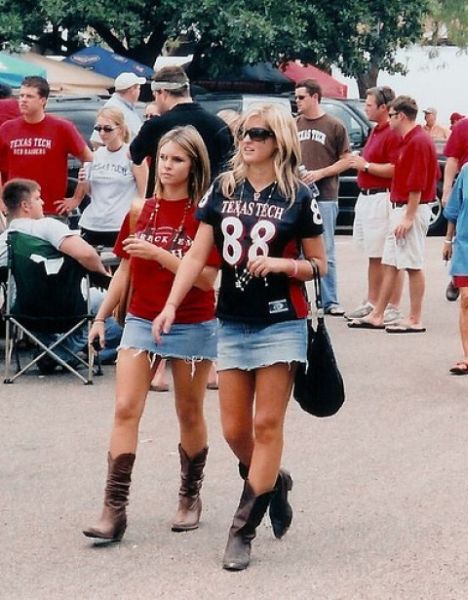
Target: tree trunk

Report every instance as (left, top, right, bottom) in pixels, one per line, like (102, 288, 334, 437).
(355, 62, 380, 98)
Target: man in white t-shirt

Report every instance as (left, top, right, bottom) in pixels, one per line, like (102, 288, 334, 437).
(90, 72, 145, 147)
(0, 178, 121, 368)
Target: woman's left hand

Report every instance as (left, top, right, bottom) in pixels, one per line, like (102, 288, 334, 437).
(247, 256, 286, 277)
(122, 236, 158, 260)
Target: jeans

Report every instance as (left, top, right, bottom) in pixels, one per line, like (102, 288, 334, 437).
(318, 200, 339, 309)
(37, 288, 122, 363)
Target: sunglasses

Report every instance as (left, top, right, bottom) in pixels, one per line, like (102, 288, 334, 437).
(388, 112, 399, 118)
(237, 127, 275, 142)
(93, 125, 117, 133)
(295, 94, 307, 100)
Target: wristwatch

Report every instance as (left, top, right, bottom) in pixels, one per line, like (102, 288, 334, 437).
(364, 162, 371, 173)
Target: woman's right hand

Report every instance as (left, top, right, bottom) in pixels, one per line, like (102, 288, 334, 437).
(89, 320, 106, 353)
(152, 304, 176, 344)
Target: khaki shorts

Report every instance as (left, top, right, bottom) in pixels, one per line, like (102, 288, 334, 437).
(381, 204, 431, 270)
(353, 191, 390, 258)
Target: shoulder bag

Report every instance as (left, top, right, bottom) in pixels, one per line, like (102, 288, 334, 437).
(293, 260, 345, 417)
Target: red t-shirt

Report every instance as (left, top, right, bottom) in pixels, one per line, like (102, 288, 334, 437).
(0, 98, 20, 126)
(0, 115, 87, 214)
(114, 197, 219, 323)
(390, 125, 439, 204)
(444, 118, 468, 167)
(357, 121, 401, 189)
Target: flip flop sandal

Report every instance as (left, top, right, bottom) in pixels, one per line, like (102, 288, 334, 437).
(347, 319, 385, 330)
(449, 361, 468, 375)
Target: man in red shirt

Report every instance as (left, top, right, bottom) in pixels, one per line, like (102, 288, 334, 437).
(349, 95, 439, 333)
(0, 76, 92, 215)
(346, 85, 403, 323)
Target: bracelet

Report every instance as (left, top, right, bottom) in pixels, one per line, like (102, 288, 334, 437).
(288, 259, 299, 278)
(93, 318, 105, 323)
(444, 239, 453, 244)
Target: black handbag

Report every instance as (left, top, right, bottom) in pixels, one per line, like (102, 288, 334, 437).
(293, 261, 345, 417)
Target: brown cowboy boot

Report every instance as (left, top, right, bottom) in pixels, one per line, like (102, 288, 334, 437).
(222, 480, 273, 571)
(83, 452, 135, 542)
(239, 462, 293, 539)
(171, 444, 208, 532)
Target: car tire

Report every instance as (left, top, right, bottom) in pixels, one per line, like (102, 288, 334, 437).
(428, 183, 447, 236)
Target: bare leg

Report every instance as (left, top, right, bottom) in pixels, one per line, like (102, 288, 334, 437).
(367, 258, 384, 306)
(359, 265, 399, 325)
(406, 268, 425, 326)
(248, 363, 296, 494)
(171, 358, 211, 456)
(109, 349, 158, 456)
(219, 369, 255, 468)
(389, 269, 405, 308)
(150, 359, 169, 391)
(459, 287, 468, 360)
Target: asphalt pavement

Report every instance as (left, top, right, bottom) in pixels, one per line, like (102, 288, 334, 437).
(1, 237, 467, 600)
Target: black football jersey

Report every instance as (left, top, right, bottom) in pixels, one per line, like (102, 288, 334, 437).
(197, 179, 323, 324)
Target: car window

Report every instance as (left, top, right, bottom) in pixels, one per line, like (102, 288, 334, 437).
(322, 102, 365, 149)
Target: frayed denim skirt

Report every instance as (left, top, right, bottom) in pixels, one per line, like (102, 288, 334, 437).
(217, 318, 307, 371)
(119, 314, 217, 361)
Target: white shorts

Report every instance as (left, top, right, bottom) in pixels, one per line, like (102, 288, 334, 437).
(381, 204, 431, 270)
(353, 191, 390, 258)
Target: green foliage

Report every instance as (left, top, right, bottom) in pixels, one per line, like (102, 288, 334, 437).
(0, 0, 434, 93)
(429, 0, 468, 46)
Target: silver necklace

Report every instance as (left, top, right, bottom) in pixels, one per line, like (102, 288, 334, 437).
(233, 180, 276, 292)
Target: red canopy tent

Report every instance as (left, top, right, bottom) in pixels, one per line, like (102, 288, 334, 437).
(280, 62, 347, 99)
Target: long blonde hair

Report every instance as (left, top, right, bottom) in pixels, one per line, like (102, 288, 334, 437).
(154, 126, 211, 204)
(219, 104, 302, 202)
(96, 107, 130, 143)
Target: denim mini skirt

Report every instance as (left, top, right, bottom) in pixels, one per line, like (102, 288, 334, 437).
(119, 314, 217, 361)
(217, 318, 307, 371)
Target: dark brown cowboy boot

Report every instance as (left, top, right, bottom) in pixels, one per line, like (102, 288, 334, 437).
(222, 480, 273, 571)
(171, 445, 208, 532)
(83, 452, 135, 542)
(239, 462, 293, 539)
(269, 469, 293, 539)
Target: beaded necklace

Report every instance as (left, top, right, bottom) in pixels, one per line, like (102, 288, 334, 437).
(233, 180, 277, 292)
(140, 197, 191, 251)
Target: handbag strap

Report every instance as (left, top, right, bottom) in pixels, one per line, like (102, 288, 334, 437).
(308, 259, 325, 324)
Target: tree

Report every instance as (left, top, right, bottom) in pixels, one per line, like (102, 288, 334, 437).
(297, 0, 432, 97)
(429, 0, 468, 47)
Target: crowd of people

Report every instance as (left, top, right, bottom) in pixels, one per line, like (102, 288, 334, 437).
(0, 65, 467, 570)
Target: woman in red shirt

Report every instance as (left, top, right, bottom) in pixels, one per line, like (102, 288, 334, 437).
(83, 126, 218, 543)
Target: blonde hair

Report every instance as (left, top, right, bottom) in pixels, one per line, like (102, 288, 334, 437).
(154, 126, 211, 204)
(96, 107, 130, 143)
(219, 104, 301, 202)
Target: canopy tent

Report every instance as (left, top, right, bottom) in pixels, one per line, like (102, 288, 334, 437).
(64, 46, 153, 80)
(192, 62, 293, 93)
(18, 53, 114, 95)
(280, 62, 347, 99)
(0, 52, 46, 88)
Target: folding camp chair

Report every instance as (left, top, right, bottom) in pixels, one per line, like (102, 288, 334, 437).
(3, 231, 96, 384)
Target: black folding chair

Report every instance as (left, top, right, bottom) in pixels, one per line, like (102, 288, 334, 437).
(3, 231, 96, 384)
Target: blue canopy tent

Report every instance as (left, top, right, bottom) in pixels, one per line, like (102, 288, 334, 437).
(64, 46, 153, 80)
(0, 52, 46, 87)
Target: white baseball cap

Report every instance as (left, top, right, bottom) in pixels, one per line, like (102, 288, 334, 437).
(114, 72, 146, 91)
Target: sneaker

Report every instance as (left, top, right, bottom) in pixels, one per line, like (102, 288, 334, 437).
(383, 305, 402, 325)
(344, 302, 374, 320)
(324, 304, 346, 316)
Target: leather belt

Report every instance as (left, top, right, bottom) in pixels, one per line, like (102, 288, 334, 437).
(391, 202, 406, 208)
(360, 188, 389, 195)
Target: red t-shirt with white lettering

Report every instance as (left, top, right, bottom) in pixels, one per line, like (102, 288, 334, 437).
(357, 122, 401, 189)
(0, 115, 86, 214)
(390, 125, 439, 204)
(114, 197, 219, 323)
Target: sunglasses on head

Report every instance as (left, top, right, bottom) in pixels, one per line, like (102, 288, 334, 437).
(237, 127, 275, 142)
(93, 125, 117, 133)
